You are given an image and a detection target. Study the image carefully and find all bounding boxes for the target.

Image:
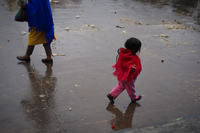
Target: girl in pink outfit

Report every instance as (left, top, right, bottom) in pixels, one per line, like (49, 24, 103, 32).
(107, 37, 142, 103)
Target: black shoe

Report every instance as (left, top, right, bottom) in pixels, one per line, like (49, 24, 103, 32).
(16, 56, 30, 62)
(107, 94, 114, 103)
(41, 58, 53, 63)
(132, 95, 142, 103)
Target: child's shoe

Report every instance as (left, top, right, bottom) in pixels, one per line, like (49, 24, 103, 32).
(107, 94, 114, 103)
(132, 95, 142, 103)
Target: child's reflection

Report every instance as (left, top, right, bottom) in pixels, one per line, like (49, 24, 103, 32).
(106, 102, 140, 131)
(19, 62, 57, 132)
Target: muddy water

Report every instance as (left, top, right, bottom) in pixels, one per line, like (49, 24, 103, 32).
(0, 0, 200, 132)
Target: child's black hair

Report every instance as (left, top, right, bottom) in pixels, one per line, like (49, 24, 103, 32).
(124, 37, 142, 55)
(116, 37, 142, 62)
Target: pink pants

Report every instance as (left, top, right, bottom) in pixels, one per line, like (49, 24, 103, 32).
(110, 80, 139, 101)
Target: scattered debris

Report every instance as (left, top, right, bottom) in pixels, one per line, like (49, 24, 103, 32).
(163, 21, 188, 30)
(52, 1, 60, 4)
(175, 117, 183, 121)
(182, 41, 186, 44)
(121, 30, 127, 34)
(45, 81, 50, 84)
(154, 34, 169, 38)
(75, 84, 81, 87)
(116, 26, 125, 28)
(111, 125, 115, 128)
(52, 53, 66, 56)
(21, 31, 26, 35)
(75, 15, 80, 19)
(90, 24, 95, 28)
(79, 24, 98, 31)
(119, 18, 144, 25)
(65, 27, 70, 31)
(39, 95, 45, 98)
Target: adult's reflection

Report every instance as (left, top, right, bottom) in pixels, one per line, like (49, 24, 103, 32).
(106, 102, 140, 131)
(19, 62, 57, 132)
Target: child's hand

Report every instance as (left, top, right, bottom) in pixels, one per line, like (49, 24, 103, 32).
(131, 65, 136, 71)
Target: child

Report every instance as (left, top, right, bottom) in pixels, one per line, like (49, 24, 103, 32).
(107, 37, 142, 103)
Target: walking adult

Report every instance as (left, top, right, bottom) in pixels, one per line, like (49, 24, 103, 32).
(17, 0, 57, 63)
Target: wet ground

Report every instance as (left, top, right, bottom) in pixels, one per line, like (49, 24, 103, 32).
(0, 0, 200, 132)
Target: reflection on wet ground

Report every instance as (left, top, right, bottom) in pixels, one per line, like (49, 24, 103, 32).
(106, 102, 140, 131)
(18, 62, 58, 132)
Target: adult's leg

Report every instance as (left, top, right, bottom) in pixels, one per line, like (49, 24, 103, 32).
(25, 45, 35, 57)
(43, 43, 52, 59)
(17, 45, 34, 61)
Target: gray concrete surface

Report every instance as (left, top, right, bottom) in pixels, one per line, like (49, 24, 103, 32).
(114, 114, 200, 133)
(0, 0, 200, 132)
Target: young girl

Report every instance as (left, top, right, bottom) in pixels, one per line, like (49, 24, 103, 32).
(107, 37, 142, 103)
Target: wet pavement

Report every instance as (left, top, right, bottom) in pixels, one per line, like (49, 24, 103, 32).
(114, 114, 200, 133)
(0, 0, 200, 132)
